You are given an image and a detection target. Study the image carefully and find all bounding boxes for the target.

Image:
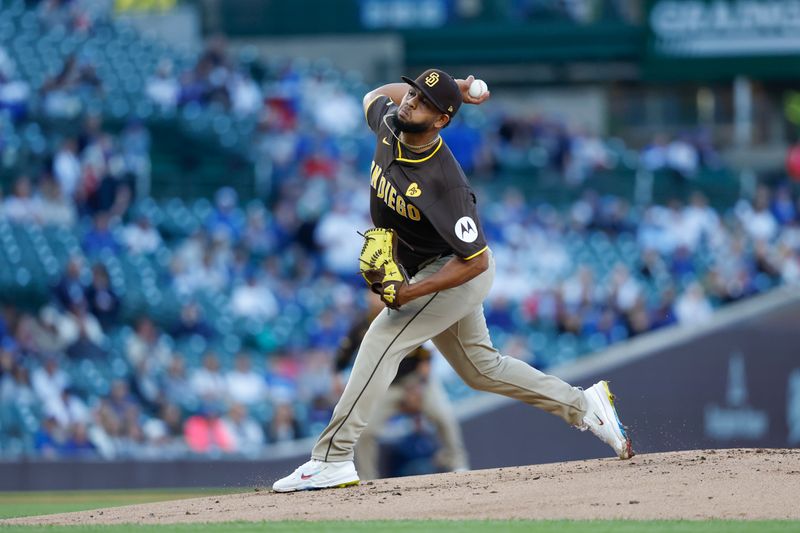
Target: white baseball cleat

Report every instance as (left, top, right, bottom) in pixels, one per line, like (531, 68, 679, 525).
(272, 459, 360, 493)
(580, 380, 634, 460)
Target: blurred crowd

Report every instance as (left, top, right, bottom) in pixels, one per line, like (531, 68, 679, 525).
(479, 186, 800, 369)
(1, 1, 718, 200)
(2, 174, 799, 459)
(145, 35, 263, 118)
(1, 114, 148, 226)
(0, 1, 799, 462)
(3, 0, 107, 120)
(450, 112, 724, 185)
(0, 345, 317, 459)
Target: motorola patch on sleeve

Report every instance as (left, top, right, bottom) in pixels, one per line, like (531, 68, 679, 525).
(455, 216, 478, 243)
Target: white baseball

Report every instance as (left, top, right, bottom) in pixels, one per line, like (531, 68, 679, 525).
(468, 79, 488, 98)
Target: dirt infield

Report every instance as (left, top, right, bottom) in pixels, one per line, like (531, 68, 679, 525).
(5, 448, 799, 525)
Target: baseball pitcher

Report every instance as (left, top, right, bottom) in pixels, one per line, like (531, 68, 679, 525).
(273, 69, 633, 492)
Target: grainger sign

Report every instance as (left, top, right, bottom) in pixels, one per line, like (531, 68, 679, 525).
(651, 0, 800, 57)
(645, 0, 800, 79)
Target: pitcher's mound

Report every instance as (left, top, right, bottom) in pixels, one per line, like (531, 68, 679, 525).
(5, 448, 800, 525)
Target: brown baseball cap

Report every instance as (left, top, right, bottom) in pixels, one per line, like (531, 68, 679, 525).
(401, 68, 462, 118)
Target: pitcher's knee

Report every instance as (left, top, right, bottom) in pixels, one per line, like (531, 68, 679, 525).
(462, 358, 507, 391)
(460, 372, 478, 390)
(462, 371, 496, 392)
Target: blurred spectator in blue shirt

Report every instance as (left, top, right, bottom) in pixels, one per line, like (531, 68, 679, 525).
(0, 46, 30, 122)
(308, 310, 345, 350)
(170, 302, 215, 340)
(62, 303, 107, 361)
(307, 394, 335, 437)
(82, 212, 120, 257)
(227, 246, 251, 287)
(771, 186, 797, 225)
(34, 416, 64, 459)
(0, 312, 8, 343)
(206, 187, 244, 243)
(242, 204, 276, 256)
(485, 296, 515, 333)
(650, 287, 677, 329)
(61, 422, 97, 458)
(54, 254, 87, 312)
(670, 246, 695, 280)
(85, 263, 119, 330)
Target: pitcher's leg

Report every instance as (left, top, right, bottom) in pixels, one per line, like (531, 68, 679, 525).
(311, 293, 444, 462)
(432, 307, 587, 426)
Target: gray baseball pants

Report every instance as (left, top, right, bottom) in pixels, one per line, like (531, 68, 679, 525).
(312, 250, 588, 463)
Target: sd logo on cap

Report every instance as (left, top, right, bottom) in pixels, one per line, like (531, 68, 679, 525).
(402, 68, 462, 118)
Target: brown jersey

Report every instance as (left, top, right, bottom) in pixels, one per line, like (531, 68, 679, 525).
(365, 95, 488, 275)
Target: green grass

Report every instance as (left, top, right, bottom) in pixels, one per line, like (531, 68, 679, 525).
(1, 521, 800, 532)
(0, 488, 248, 519)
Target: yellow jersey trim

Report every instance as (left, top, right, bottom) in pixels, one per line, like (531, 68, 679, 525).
(396, 138, 443, 163)
(463, 246, 489, 261)
(364, 95, 385, 121)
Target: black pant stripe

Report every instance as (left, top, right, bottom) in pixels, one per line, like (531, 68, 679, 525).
(323, 292, 440, 462)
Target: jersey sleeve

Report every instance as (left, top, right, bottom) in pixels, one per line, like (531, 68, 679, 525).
(365, 95, 395, 134)
(424, 187, 488, 260)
